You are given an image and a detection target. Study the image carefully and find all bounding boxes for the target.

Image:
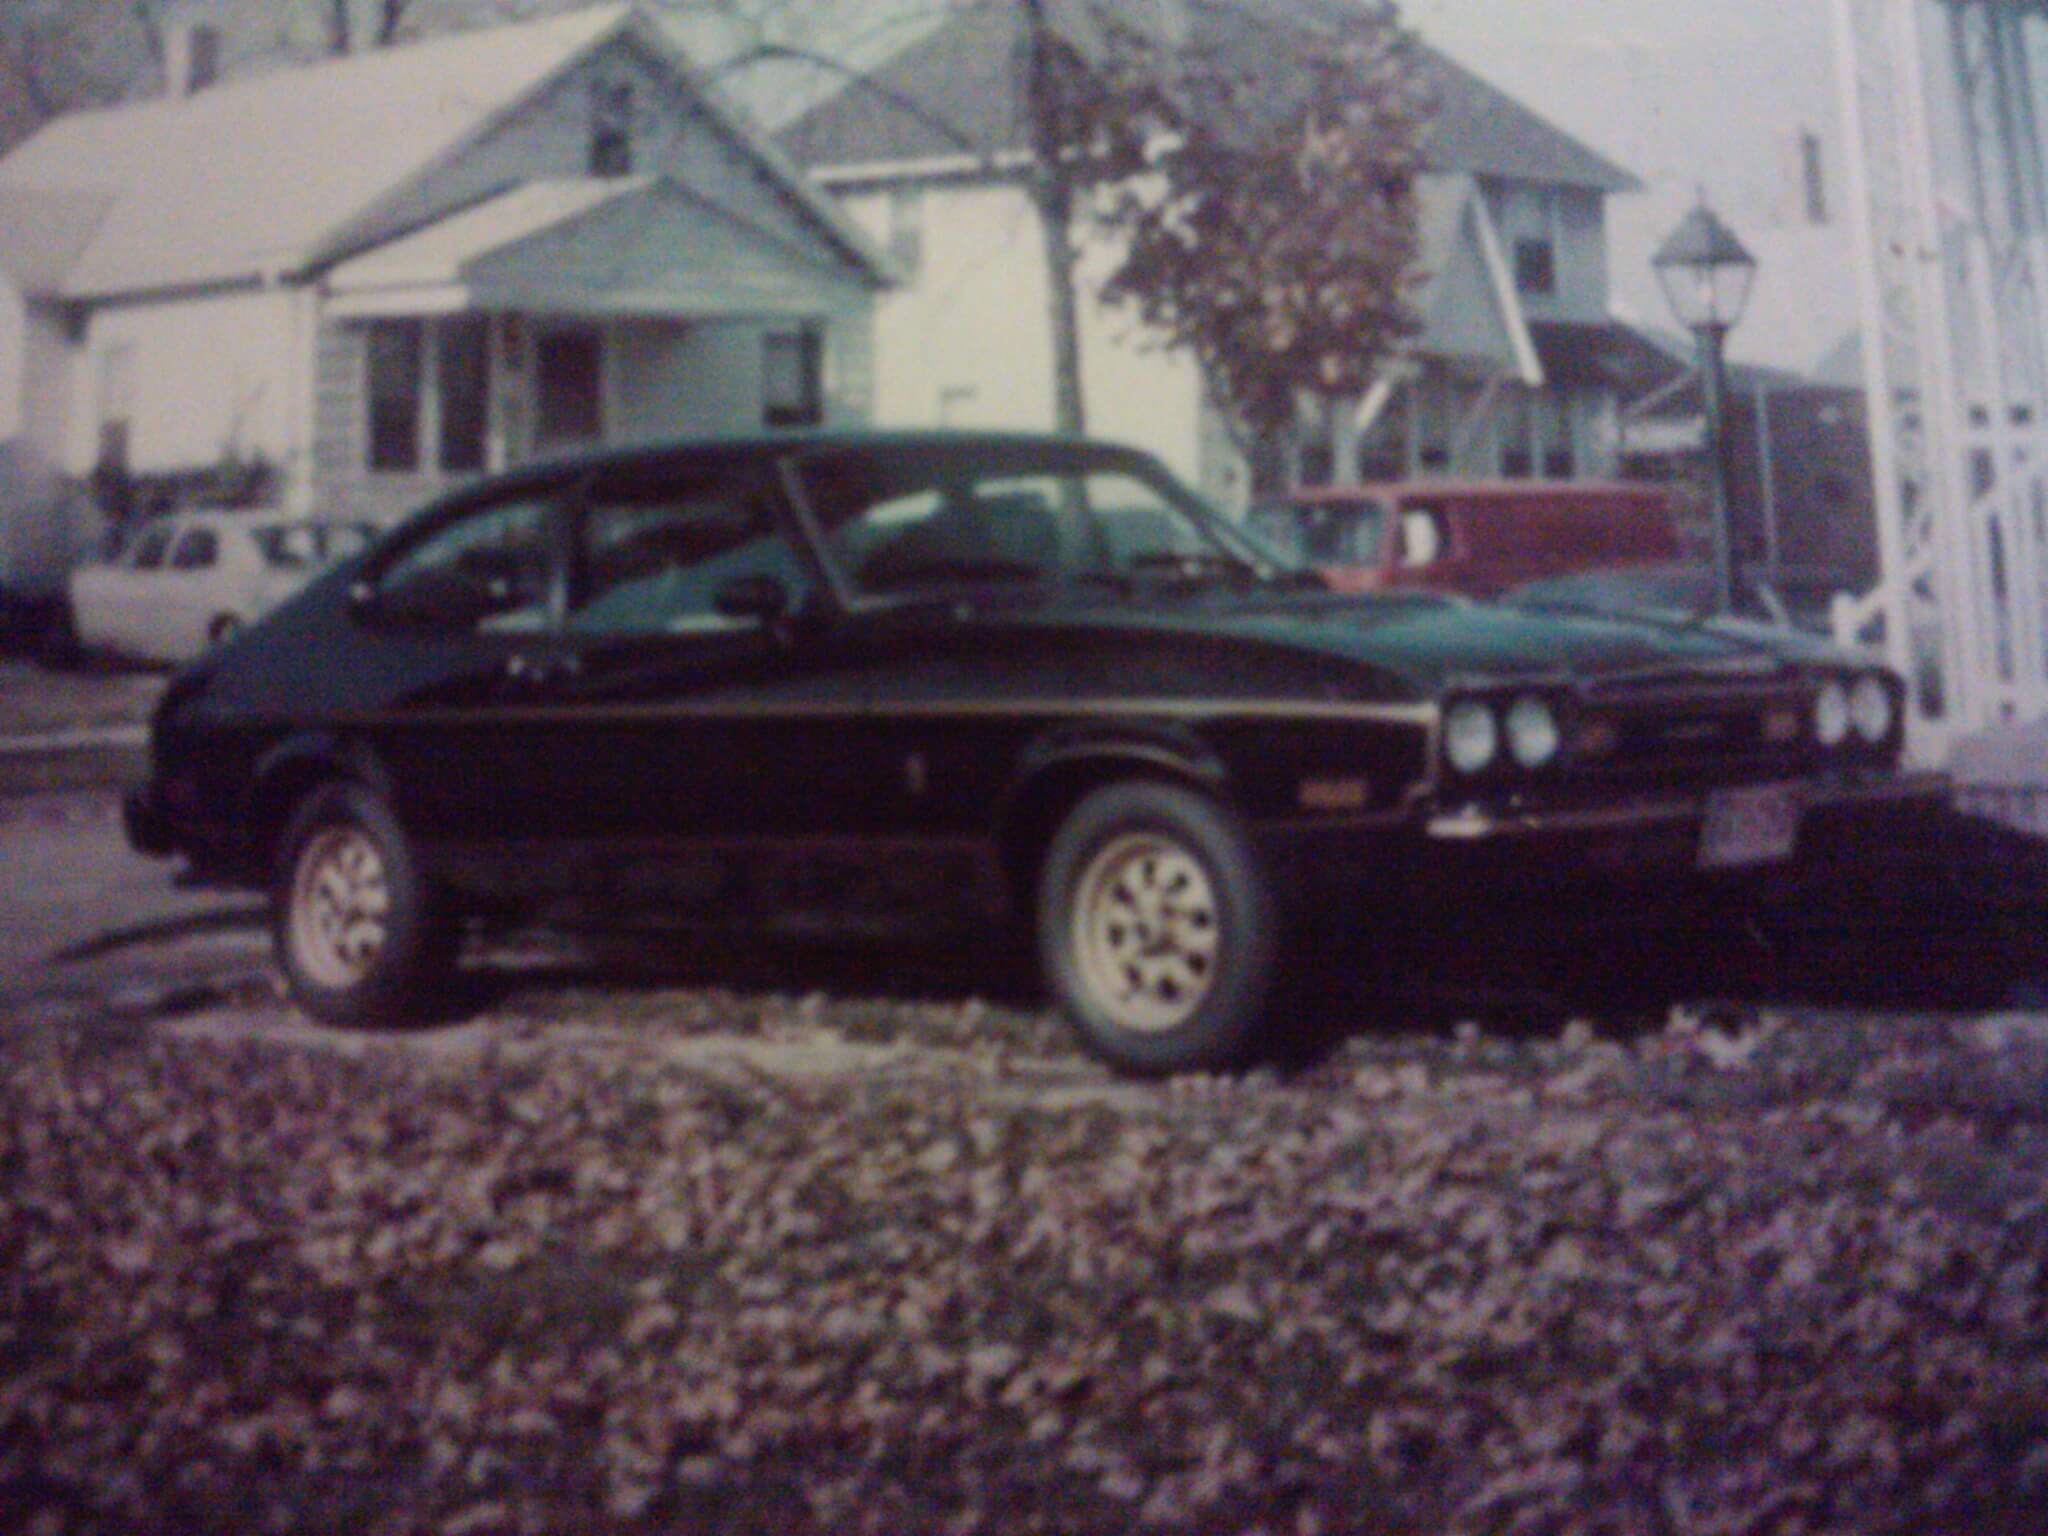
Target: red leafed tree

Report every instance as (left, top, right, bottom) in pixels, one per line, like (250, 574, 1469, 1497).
(1092, 0, 1427, 485)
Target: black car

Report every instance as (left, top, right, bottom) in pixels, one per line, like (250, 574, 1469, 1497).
(126, 432, 1945, 1073)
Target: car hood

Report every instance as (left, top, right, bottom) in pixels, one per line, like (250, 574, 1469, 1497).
(1067, 590, 1826, 692)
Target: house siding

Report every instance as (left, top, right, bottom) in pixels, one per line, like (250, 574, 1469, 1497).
(838, 178, 1204, 489)
(66, 288, 296, 479)
(310, 314, 455, 525)
(1484, 180, 1608, 325)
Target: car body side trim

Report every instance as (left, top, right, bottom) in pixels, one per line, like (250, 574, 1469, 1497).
(325, 698, 1442, 727)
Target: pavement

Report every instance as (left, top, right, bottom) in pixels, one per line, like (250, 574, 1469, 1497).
(0, 789, 271, 1027)
(0, 653, 157, 794)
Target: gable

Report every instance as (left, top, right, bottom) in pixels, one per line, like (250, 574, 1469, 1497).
(1411, 176, 1539, 380)
(0, 5, 882, 302)
(320, 29, 879, 289)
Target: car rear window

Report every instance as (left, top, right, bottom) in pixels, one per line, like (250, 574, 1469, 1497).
(125, 523, 176, 571)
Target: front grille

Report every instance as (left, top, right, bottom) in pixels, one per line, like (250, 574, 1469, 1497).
(1567, 679, 1812, 789)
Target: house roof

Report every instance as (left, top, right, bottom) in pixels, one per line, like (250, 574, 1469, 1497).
(779, 0, 1637, 194)
(0, 188, 111, 296)
(0, 6, 636, 298)
(0, 4, 887, 301)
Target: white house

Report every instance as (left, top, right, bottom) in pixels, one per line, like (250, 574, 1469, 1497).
(0, 2, 889, 581)
(781, 0, 1641, 507)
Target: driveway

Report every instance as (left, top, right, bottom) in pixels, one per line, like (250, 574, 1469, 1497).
(0, 790, 269, 1023)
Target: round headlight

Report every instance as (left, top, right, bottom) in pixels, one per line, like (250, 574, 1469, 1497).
(1814, 679, 1851, 748)
(1505, 694, 1561, 769)
(1444, 700, 1499, 775)
(1849, 674, 1893, 743)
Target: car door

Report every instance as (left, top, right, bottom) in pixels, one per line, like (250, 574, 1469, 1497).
(349, 478, 576, 890)
(161, 523, 223, 661)
(478, 452, 876, 917)
(76, 519, 163, 658)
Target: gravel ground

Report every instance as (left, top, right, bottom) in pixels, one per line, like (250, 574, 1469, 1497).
(5, 987, 2048, 1536)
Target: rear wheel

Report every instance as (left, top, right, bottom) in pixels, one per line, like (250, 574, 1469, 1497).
(1038, 782, 1277, 1074)
(273, 783, 454, 1026)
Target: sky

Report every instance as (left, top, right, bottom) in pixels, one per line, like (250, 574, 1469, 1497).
(1401, 0, 1857, 371)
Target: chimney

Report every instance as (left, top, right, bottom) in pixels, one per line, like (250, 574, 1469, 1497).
(1799, 127, 1828, 225)
(164, 20, 222, 98)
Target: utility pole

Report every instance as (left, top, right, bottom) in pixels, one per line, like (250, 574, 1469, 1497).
(1020, 0, 1087, 436)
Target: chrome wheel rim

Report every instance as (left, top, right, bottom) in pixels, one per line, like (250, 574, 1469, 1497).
(288, 826, 391, 990)
(1069, 831, 1221, 1034)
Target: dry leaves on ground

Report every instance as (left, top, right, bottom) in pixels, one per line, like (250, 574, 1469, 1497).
(3, 998, 2048, 1534)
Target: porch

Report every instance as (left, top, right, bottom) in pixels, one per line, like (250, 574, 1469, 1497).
(308, 177, 875, 522)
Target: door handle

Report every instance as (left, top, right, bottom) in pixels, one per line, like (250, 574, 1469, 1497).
(505, 650, 582, 686)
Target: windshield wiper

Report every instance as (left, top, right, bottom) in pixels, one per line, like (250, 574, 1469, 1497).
(1127, 551, 1261, 588)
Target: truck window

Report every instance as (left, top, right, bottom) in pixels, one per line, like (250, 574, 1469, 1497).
(1399, 507, 1445, 567)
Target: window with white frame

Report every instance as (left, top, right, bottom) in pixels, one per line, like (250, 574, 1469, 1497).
(364, 317, 494, 475)
(590, 79, 634, 177)
(763, 326, 824, 429)
(366, 321, 423, 472)
(1498, 185, 1561, 299)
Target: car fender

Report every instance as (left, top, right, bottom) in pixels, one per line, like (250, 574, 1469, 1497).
(992, 721, 1232, 898)
(241, 731, 395, 864)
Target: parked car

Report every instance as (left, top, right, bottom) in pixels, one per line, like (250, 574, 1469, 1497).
(68, 511, 375, 666)
(125, 432, 1942, 1073)
(1251, 481, 1684, 600)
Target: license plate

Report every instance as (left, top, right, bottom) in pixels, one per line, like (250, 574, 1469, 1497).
(1698, 783, 1800, 869)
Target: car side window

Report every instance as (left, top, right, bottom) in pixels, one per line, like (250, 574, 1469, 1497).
(374, 497, 556, 633)
(567, 468, 805, 635)
(170, 528, 218, 571)
(128, 524, 175, 571)
(1399, 507, 1446, 568)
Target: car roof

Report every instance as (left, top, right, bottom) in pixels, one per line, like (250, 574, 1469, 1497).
(409, 429, 1163, 513)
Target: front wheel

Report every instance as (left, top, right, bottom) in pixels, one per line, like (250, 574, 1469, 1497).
(1038, 782, 1278, 1075)
(273, 783, 455, 1027)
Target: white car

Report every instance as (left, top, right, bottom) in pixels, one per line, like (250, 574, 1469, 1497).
(68, 511, 374, 666)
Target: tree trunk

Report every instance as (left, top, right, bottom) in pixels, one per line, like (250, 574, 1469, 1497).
(1020, 0, 1086, 436)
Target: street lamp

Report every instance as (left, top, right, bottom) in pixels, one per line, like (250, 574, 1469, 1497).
(1653, 198, 1757, 614)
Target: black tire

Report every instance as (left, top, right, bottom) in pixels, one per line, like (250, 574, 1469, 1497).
(1037, 782, 1278, 1075)
(272, 782, 455, 1027)
(207, 613, 242, 647)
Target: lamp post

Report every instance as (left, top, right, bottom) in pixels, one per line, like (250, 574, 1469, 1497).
(1653, 199, 1757, 614)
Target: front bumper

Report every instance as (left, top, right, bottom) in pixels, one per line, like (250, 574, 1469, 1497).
(123, 779, 178, 857)
(1422, 770, 1950, 848)
(1261, 770, 1957, 921)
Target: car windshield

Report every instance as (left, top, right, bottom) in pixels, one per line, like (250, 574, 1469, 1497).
(799, 444, 1298, 600)
(1249, 497, 1386, 566)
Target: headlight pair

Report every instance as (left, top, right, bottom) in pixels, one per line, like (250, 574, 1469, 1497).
(1813, 672, 1894, 748)
(1444, 693, 1561, 775)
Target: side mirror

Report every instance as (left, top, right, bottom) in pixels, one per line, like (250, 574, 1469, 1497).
(712, 573, 790, 625)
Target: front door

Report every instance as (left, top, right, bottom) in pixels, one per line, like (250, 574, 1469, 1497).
(533, 327, 604, 453)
